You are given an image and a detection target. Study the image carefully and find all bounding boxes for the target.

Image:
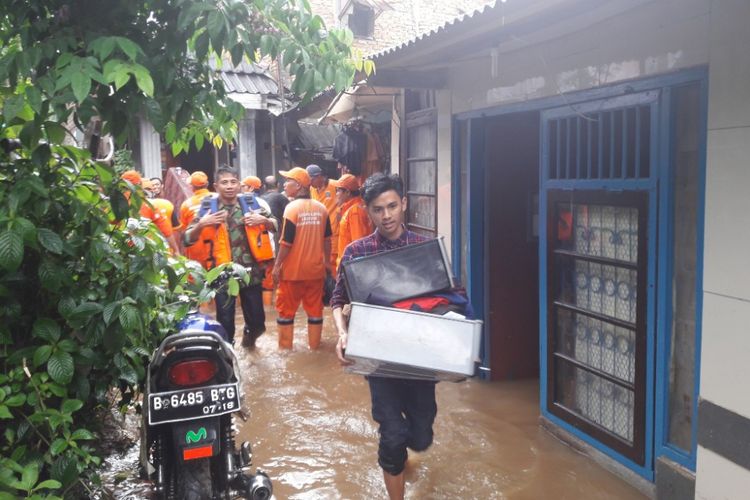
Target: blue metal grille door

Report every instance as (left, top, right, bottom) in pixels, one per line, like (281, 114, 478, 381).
(541, 91, 658, 467)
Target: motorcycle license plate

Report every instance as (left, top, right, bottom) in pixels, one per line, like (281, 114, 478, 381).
(148, 383, 240, 425)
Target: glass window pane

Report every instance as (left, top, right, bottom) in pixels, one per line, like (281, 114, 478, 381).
(555, 203, 639, 263)
(407, 123, 435, 159)
(555, 361, 634, 443)
(556, 309, 636, 384)
(408, 160, 435, 194)
(407, 194, 435, 230)
(554, 257, 638, 324)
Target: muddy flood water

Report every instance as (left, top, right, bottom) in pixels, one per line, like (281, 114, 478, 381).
(100, 305, 648, 500)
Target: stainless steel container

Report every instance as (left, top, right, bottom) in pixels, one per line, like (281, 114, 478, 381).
(344, 302, 483, 382)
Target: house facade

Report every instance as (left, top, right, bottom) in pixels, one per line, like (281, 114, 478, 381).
(366, 0, 750, 497)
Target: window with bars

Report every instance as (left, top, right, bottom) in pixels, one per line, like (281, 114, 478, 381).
(404, 90, 437, 237)
(546, 101, 653, 181)
(548, 191, 648, 463)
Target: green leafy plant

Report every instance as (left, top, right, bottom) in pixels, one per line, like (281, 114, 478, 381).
(1, 0, 360, 496)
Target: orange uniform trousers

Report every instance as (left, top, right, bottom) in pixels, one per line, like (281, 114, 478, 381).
(275, 278, 325, 321)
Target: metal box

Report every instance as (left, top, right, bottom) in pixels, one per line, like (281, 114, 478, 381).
(344, 302, 483, 382)
(341, 237, 454, 304)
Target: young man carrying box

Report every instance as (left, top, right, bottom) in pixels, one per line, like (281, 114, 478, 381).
(331, 173, 437, 500)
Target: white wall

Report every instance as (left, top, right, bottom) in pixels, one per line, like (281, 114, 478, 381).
(448, 0, 710, 114)
(696, 0, 750, 497)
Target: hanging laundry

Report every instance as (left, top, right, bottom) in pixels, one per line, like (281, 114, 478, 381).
(360, 129, 384, 181)
(333, 122, 367, 175)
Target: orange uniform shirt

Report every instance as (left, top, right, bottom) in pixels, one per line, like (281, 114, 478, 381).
(150, 198, 177, 230)
(140, 202, 173, 237)
(336, 197, 373, 268)
(179, 188, 211, 229)
(279, 198, 331, 281)
(311, 180, 340, 236)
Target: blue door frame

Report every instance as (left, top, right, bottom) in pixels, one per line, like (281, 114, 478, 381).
(452, 67, 707, 479)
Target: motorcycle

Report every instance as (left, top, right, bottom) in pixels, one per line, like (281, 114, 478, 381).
(140, 314, 272, 499)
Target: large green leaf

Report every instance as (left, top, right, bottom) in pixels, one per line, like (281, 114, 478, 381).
(3, 94, 25, 120)
(4, 394, 26, 407)
(109, 190, 130, 220)
(61, 399, 83, 414)
(13, 217, 37, 246)
(32, 318, 61, 342)
(37, 228, 64, 254)
(102, 301, 121, 326)
(35, 479, 62, 490)
(33, 345, 53, 367)
(50, 456, 78, 487)
(70, 72, 91, 103)
(119, 304, 139, 331)
(0, 230, 24, 271)
(132, 64, 154, 96)
(228, 278, 239, 296)
(50, 438, 68, 455)
(115, 37, 142, 61)
(20, 463, 38, 492)
(39, 260, 63, 291)
(71, 302, 103, 319)
(44, 121, 68, 144)
(70, 428, 95, 441)
(47, 351, 74, 384)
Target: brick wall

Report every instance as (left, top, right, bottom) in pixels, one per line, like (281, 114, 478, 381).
(307, 0, 493, 55)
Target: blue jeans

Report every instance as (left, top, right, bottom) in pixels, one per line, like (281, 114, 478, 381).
(368, 377, 437, 475)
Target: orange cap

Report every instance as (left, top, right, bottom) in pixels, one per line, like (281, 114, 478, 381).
(121, 170, 142, 185)
(242, 176, 262, 190)
(332, 174, 360, 192)
(279, 167, 311, 188)
(190, 171, 208, 187)
(141, 178, 155, 190)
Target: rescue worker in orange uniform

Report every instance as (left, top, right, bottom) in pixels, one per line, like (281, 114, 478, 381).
(307, 164, 339, 268)
(333, 174, 373, 271)
(272, 167, 332, 350)
(120, 170, 180, 254)
(178, 171, 212, 263)
(143, 178, 181, 232)
(242, 175, 276, 304)
(184, 166, 277, 347)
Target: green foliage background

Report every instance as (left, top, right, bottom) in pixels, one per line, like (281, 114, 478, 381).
(0, 0, 359, 497)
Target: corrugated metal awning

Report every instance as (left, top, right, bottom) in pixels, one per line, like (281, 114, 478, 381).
(210, 58, 297, 114)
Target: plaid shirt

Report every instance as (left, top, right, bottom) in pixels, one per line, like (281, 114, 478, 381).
(330, 227, 428, 309)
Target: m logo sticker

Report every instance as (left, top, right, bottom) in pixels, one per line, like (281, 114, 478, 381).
(186, 427, 207, 444)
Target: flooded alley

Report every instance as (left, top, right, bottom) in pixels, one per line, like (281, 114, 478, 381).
(102, 305, 647, 499)
(230, 306, 645, 499)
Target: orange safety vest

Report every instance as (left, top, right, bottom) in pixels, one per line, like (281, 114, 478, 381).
(192, 194, 274, 270)
(179, 189, 211, 263)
